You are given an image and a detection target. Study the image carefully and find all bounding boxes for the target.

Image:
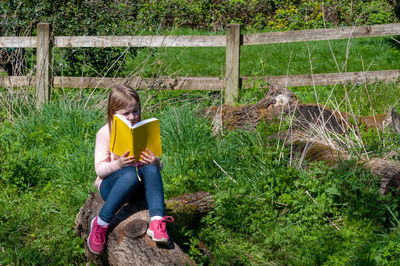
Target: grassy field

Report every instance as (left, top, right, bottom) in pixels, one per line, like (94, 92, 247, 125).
(120, 36, 400, 78)
(43, 31, 400, 79)
(1, 27, 400, 264)
(291, 81, 400, 116)
(1, 83, 400, 264)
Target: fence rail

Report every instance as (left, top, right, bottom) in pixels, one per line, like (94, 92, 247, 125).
(0, 76, 225, 90)
(1, 23, 400, 105)
(243, 23, 400, 45)
(55, 35, 226, 47)
(0, 37, 36, 48)
(3, 70, 399, 90)
(242, 70, 400, 87)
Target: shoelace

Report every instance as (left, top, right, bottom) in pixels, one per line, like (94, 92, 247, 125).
(158, 216, 174, 232)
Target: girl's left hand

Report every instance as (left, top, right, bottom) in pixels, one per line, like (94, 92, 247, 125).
(140, 148, 161, 170)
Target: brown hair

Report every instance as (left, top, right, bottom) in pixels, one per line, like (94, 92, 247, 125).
(107, 84, 141, 133)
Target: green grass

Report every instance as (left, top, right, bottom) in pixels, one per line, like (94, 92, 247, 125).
(2, 9, 400, 264)
(2, 27, 400, 264)
(119, 36, 400, 78)
(242, 37, 400, 76)
(291, 81, 400, 116)
(0, 102, 103, 264)
(46, 28, 400, 79)
(1, 85, 400, 264)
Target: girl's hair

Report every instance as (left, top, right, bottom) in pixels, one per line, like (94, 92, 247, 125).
(107, 84, 141, 133)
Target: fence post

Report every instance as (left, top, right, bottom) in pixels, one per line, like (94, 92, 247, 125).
(36, 23, 51, 106)
(225, 24, 241, 105)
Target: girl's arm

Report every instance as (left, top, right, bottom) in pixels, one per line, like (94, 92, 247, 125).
(94, 126, 122, 178)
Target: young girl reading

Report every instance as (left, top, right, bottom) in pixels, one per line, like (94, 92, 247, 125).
(88, 84, 173, 254)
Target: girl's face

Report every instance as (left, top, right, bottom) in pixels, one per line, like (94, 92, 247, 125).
(115, 101, 140, 126)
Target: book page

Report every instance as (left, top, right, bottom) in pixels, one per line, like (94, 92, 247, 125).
(132, 118, 162, 160)
(110, 115, 134, 156)
(133, 117, 158, 128)
(115, 114, 134, 128)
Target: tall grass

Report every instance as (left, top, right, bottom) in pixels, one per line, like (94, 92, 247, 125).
(158, 105, 400, 265)
(0, 101, 104, 264)
(1, 88, 400, 264)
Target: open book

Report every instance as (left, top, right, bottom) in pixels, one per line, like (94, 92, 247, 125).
(110, 114, 162, 161)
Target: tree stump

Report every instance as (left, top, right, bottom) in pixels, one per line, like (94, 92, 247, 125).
(75, 191, 205, 265)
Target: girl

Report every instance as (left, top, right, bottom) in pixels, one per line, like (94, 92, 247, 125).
(88, 84, 173, 254)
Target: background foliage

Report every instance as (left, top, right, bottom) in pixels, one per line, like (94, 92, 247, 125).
(1, 0, 399, 77)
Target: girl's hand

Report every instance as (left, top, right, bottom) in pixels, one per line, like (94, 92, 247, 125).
(140, 148, 161, 169)
(118, 150, 135, 168)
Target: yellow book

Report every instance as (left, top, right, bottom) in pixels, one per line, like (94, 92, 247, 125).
(110, 114, 162, 161)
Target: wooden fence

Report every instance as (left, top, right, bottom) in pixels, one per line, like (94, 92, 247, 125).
(1, 23, 400, 106)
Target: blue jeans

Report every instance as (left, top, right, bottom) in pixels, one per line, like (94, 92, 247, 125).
(98, 164, 165, 223)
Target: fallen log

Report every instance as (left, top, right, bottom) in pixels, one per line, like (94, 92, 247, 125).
(75, 191, 214, 265)
(202, 84, 400, 192)
(166, 191, 214, 228)
(287, 130, 400, 193)
(201, 85, 298, 131)
(365, 158, 400, 194)
(202, 85, 395, 133)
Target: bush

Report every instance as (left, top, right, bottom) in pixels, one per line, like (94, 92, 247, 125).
(1, 0, 141, 77)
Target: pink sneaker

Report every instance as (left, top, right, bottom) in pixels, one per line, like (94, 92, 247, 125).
(147, 216, 174, 244)
(87, 216, 109, 254)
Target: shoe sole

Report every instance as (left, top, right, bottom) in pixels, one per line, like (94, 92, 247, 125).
(146, 228, 168, 244)
(87, 217, 101, 254)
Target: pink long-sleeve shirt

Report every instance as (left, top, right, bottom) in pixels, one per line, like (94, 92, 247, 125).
(94, 124, 121, 189)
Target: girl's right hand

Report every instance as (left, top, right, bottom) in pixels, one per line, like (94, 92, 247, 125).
(117, 151, 135, 168)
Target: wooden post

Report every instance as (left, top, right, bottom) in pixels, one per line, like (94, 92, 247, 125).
(225, 24, 241, 105)
(36, 23, 51, 106)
